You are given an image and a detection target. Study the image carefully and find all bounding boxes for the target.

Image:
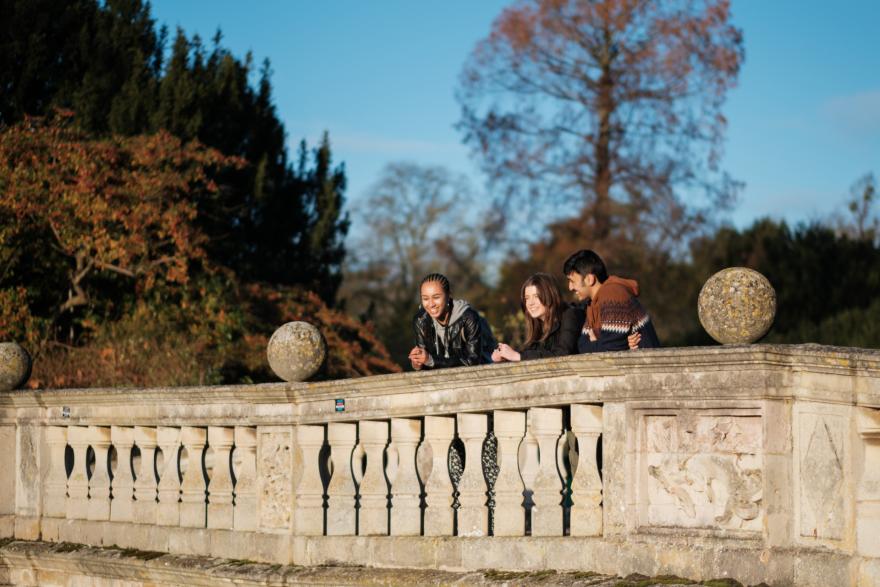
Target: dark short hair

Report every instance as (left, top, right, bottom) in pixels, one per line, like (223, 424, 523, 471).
(562, 250, 608, 283)
(420, 273, 451, 296)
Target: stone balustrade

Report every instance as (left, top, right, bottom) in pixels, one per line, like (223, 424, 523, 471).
(1, 344, 879, 586)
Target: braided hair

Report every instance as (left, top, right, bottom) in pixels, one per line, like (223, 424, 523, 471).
(420, 273, 451, 296)
(419, 273, 453, 322)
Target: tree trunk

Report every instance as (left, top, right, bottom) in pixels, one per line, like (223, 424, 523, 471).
(592, 32, 615, 242)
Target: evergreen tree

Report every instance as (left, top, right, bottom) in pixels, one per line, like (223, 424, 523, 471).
(0, 0, 349, 302)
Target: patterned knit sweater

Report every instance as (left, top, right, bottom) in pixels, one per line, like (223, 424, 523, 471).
(578, 275, 660, 353)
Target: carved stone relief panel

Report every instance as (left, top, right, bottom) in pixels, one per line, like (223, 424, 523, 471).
(257, 427, 294, 532)
(796, 411, 847, 542)
(640, 410, 763, 533)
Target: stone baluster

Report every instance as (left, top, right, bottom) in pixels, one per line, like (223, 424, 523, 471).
(420, 416, 455, 536)
(156, 426, 181, 526)
(133, 426, 158, 524)
(233, 426, 257, 531)
(358, 420, 389, 535)
(518, 433, 539, 495)
(529, 408, 564, 536)
(110, 426, 135, 523)
(207, 427, 234, 529)
(292, 425, 324, 536)
(87, 426, 112, 521)
(180, 427, 207, 528)
(456, 413, 488, 536)
(857, 408, 880, 558)
(493, 411, 526, 536)
(390, 418, 421, 536)
(326, 423, 357, 535)
(66, 426, 89, 520)
(44, 427, 68, 518)
(569, 404, 603, 536)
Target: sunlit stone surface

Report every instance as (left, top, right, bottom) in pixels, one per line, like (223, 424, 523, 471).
(0, 342, 31, 391)
(266, 321, 326, 382)
(698, 267, 776, 344)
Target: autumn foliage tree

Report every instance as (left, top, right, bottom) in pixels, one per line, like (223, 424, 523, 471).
(0, 1, 386, 387)
(457, 0, 745, 247)
(1, 0, 350, 302)
(0, 116, 398, 387)
(0, 116, 236, 318)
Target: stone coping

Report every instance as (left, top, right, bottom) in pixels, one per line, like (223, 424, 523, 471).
(0, 540, 742, 586)
(0, 345, 878, 426)
(0, 537, 842, 587)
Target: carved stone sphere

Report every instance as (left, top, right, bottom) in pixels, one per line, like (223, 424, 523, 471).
(267, 322, 326, 382)
(0, 342, 32, 391)
(698, 267, 776, 344)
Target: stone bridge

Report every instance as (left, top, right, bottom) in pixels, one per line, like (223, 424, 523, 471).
(0, 344, 878, 586)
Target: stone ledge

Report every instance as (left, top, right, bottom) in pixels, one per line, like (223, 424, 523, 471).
(19, 519, 874, 586)
(0, 540, 773, 586)
(2, 343, 878, 407)
(2, 344, 879, 426)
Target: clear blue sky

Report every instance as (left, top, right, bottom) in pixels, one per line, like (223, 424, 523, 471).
(150, 0, 879, 230)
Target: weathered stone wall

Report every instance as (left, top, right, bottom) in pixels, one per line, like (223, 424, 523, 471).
(0, 344, 878, 586)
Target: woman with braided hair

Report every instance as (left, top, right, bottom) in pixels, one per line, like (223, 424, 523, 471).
(408, 273, 493, 370)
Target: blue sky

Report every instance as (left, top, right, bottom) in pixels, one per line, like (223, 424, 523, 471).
(150, 1, 879, 231)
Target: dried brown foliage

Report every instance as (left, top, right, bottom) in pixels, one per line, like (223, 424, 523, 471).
(458, 0, 744, 246)
(0, 116, 398, 387)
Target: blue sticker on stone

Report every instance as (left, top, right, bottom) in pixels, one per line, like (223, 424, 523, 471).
(335, 399, 345, 412)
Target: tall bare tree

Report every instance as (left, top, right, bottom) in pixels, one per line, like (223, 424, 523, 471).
(457, 0, 744, 247)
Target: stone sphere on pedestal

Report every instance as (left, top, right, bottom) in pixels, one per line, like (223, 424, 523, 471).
(0, 342, 32, 391)
(266, 322, 326, 382)
(698, 267, 776, 344)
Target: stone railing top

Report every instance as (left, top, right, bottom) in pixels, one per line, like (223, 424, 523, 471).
(1, 344, 878, 426)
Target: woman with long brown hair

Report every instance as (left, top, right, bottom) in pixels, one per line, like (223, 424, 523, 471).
(492, 272, 581, 362)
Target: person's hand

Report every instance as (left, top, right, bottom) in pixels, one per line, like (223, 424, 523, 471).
(628, 331, 642, 350)
(497, 343, 521, 362)
(491, 349, 505, 363)
(408, 346, 427, 370)
(586, 328, 598, 342)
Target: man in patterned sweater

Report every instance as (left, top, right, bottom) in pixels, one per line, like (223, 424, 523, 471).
(563, 249, 661, 353)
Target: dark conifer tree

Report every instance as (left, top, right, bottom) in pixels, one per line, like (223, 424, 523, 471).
(0, 0, 349, 303)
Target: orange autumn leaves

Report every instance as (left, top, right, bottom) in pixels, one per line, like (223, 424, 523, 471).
(0, 115, 399, 387)
(0, 114, 243, 306)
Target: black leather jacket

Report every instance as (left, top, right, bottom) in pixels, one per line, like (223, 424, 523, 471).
(413, 306, 486, 369)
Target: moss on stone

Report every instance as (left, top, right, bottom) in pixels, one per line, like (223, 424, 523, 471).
(484, 569, 558, 581)
(52, 542, 85, 554)
(701, 579, 743, 587)
(109, 547, 165, 561)
(616, 574, 696, 586)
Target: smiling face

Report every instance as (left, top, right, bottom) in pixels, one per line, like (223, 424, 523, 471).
(523, 285, 547, 319)
(566, 271, 592, 301)
(420, 280, 449, 321)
